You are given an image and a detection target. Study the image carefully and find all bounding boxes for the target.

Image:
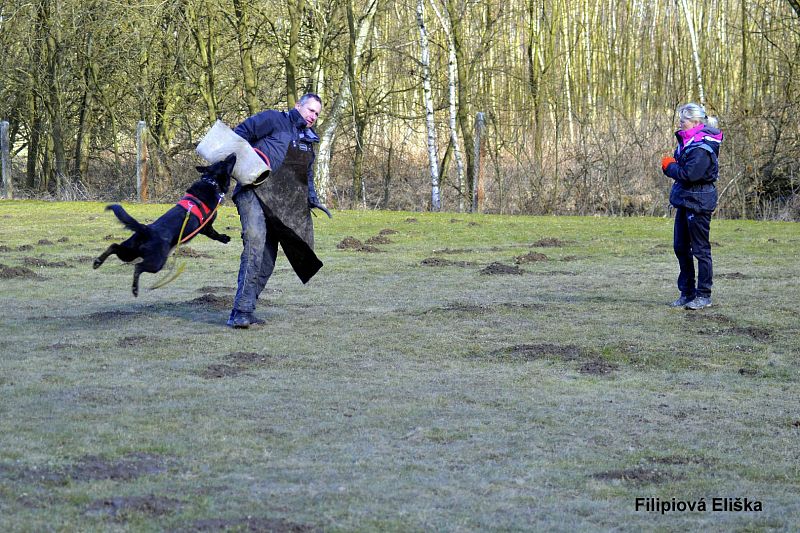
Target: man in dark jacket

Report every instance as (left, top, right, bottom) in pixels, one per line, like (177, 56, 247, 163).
(227, 93, 331, 328)
(661, 103, 723, 310)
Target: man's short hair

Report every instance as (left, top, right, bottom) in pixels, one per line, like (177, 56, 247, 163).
(298, 93, 322, 107)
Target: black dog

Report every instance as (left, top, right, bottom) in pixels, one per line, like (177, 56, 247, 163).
(93, 154, 236, 296)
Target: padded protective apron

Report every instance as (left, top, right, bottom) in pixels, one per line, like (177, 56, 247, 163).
(253, 143, 322, 283)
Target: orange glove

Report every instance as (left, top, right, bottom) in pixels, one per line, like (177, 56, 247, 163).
(661, 156, 676, 172)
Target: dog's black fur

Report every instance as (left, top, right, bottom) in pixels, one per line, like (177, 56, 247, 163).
(93, 154, 236, 296)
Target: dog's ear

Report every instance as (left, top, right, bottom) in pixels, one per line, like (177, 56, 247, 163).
(223, 153, 237, 172)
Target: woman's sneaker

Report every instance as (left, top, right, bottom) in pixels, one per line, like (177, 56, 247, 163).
(685, 296, 712, 310)
(670, 295, 694, 307)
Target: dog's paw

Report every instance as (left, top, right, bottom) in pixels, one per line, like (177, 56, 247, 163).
(219, 234, 231, 244)
(93, 258, 102, 269)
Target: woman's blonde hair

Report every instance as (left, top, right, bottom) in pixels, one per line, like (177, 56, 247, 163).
(678, 103, 719, 128)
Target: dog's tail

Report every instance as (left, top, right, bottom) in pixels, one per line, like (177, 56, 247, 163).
(106, 204, 148, 234)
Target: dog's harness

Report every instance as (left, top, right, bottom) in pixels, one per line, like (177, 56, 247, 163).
(175, 191, 225, 244)
(177, 194, 213, 224)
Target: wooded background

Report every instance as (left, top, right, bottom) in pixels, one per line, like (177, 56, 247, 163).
(1, 0, 798, 218)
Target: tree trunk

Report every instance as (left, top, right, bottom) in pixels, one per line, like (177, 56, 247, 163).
(416, 0, 441, 211)
(233, 0, 259, 115)
(315, 0, 379, 204)
(73, 32, 95, 184)
(429, 0, 465, 211)
(446, 0, 475, 210)
(186, 1, 219, 124)
(786, 0, 800, 18)
(44, 6, 66, 195)
(286, 0, 304, 107)
(679, 0, 705, 107)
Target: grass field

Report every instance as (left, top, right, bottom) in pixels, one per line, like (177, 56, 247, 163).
(1, 200, 798, 532)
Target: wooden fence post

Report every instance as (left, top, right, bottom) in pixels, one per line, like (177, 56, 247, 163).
(472, 112, 485, 213)
(136, 121, 149, 202)
(1, 121, 12, 200)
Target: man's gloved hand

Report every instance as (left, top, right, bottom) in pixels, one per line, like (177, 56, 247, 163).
(308, 195, 332, 218)
(661, 156, 677, 172)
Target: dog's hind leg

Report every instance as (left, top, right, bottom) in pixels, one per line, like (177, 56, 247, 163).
(94, 244, 119, 269)
(132, 265, 143, 297)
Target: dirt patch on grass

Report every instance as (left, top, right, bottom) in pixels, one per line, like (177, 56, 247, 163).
(431, 303, 488, 314)
(117, 335, 152, 348)
(738, 366, 759, 376)
(337, 236, 361, 249)
(175, 247, 212, 259)
(578, 358, 619, 375)
(73, 255, 97, 264)
(0, 245, 10, 252)
(189, 294, 235, 310)
(731, 326, 772, 341)
(103, 234, 119, 241)
(487, 343, 586, 362)
(37, 239, 54, 246)
(69, 453, 168, 482)
(87, 310, 142, 322)
(646, 455, 714, 467)
(336, 236, 382, 252)
(23, 257, 71, 268)
(433, 247, 474, 254)
(46, 342, 79, 351)
(533, 270, 578, 276)
(365, 235, 392, 245)
(196, 285, 231, 294)
(181, 517, 318, 532)
(684, 313, 735, 326)
(422, 302, 546, 316)
(405, 218, 418, 223)
(647, 247, 671, 255)
(0, 453, 169, 486)
(482, 343, 617, 374)
(87, 494, 181, 518)
(199, 364, 244, 379)
(0, 264, 44, 279)
(480, 262, 524, 275)
(717, 272, 751, 280)
(17, 244, 34, 251)
(420, 257, 475, 267)
(514, 252, 548, 264)
(225, 351, 277, 365)
(58, 237, 69, 243)
(379, 228, 398, 235)
(592, 467, 679, 485)
(200, 352, 278, 379)
(531, 237, 566, 247)
(685, 314, 773, 341)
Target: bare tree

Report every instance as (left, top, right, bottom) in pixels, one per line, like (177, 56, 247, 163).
(416, 0, 441, 210)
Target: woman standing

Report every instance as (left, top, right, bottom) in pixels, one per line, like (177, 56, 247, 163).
(661, 103, 724, 310)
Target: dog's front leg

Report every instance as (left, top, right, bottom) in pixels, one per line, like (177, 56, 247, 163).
(202, 223, 231, 244)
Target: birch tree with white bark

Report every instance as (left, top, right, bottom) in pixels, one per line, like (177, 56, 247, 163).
(416, 0, 441, 210)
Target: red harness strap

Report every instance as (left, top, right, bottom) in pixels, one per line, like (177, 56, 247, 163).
(177, 194, 211, 224)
